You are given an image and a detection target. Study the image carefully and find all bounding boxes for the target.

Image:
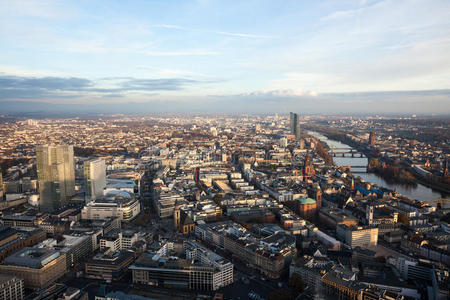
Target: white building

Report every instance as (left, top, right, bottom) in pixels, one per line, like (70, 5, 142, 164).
(99, 230, 138, 252)
(131, 240, 233, 291)
(84, 158, 106, 202)
(81, 190, 140, 222)
(337, 224, 378, 248)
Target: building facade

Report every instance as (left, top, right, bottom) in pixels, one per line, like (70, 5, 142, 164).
(0, 274, 24, 300)
(84, 159, 106, 202)
(289, 112, 301, 139)
(81, 190, 140, 222)
(36, 145, 75, 212)
(337, 225, 378, 248)
(131, 241, 233, 291)
(0, 247, 67, 289)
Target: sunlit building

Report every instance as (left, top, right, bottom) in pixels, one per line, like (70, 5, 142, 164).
(36, 145, 75, 212)
(84, 158, 106, 202)
(81, 190, 140, 222)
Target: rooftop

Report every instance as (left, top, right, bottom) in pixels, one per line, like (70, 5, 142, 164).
(3, 247, 61, 269)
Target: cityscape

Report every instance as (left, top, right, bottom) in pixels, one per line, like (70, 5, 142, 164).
(1, 1, 450, 300)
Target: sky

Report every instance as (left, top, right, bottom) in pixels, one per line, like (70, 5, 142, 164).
(1, 0, 450, 114)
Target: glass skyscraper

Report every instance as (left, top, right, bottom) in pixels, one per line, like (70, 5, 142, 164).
(290, 112, 301, 139)
(36, 145, 75, 212)
(84, 158, 106, 202)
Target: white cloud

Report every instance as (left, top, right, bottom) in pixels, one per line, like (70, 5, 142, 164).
(240, 89, 318, 97)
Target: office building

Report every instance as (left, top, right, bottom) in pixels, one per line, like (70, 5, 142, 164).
(131, 241, 233, 291)
(84, 159, 106, 202)
(99, 229, 138, 252)
(0, 247, 67, 289)
(0, 274, 24, 300)
(38, 234, 93, 269)
(193, 167, 200, 183)
(0, 226, 46, 263)
(195, 221, 296, 279)
(81, 190, 140, 222)
(84, 250, 135, 282)
(337, 225, 378, 248)
(321, 268, 365, 300)
(36, 145, 75, 212)
(289, 112, 301, 139)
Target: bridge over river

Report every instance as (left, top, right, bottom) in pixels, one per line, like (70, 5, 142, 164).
(329, 147, 366, 158)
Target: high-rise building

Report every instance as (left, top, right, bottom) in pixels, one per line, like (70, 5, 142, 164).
(193, 167, 200, 183)
(368, 131, 375, 146)
(289, 112, 301, 139)
(36, 145, 75, 213)
(84, 159, 106, 202)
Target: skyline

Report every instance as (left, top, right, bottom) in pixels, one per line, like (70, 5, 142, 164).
(1, 0, 450, 114)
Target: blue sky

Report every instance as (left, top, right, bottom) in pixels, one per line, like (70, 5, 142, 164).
(1, 0, 450, 114)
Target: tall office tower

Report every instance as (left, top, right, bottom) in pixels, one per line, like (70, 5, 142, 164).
(289, 112, 301, 139)
(84, 158, 106, 202)
(193, 167, 200, 183)
(368, 131, 375, 146)
(36, 145, 75, 212)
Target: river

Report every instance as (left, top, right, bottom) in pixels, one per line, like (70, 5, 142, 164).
(309, 131, 448, 203)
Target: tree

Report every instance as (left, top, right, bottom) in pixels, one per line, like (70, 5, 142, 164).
(398, 213, 410, 226)
(368, 158, 380, 169)
(212, 193, 222, 205)
(289, 273, 305, 293)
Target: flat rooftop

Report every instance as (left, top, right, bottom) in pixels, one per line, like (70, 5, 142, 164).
(3, 247, 61, 269)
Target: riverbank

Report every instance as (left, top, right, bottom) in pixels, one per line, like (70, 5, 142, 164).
(367, 159, 417, 185)
(307, 129, 449, 201)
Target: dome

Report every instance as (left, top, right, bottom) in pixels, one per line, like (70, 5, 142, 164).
(104, 190, 132, 200)
(296, 197, 316, 205)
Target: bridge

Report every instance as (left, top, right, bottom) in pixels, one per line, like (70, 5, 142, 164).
(329, 147, 352, 151)
(330, 150, 365, 158)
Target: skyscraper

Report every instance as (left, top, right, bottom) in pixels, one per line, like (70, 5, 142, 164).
(36, 145, 75, 212)
(193, 167, 200, 183)
(84, 158, 106, 202)
(289, 112, 301, 139)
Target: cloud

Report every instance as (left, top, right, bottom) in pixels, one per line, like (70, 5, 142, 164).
(215, 31, 273, 39)
(118, 78, 197, 91)
(154, 23, 273, 39)
(0, 75, 205, 100)
(239, 89, 318, 97)
(0, 76, 92, 90)
(2, 88, 450, 115)
(323, 89, 450, 98)
(139, 49, 219, 56)
(154, 24, 187, 30)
